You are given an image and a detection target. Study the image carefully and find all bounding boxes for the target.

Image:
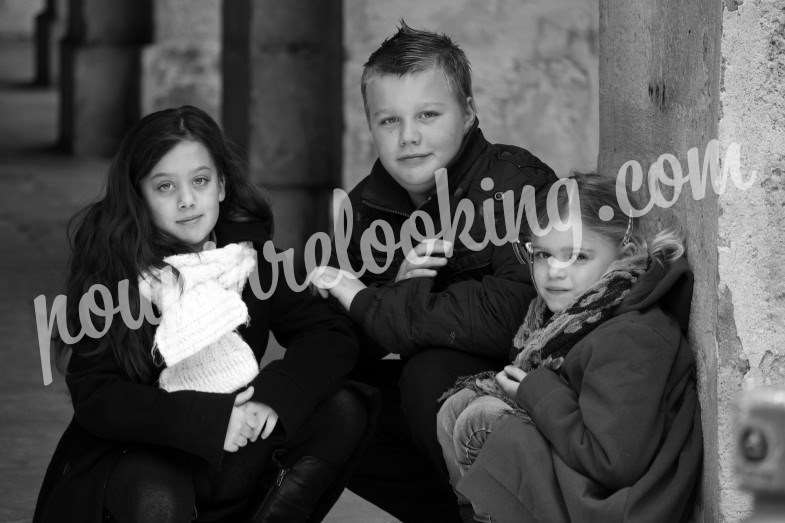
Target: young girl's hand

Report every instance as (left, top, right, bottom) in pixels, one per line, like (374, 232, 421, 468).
(224, 386, 257, 452)
(495, 365, 527, 399)
(241, 401, 279, 441)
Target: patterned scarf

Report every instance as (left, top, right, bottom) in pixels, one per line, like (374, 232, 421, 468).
(441, 253, 650, 417)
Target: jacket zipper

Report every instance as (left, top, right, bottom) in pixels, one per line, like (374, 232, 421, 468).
(361, 200, 411, 218)
(275, 467, 287, 487)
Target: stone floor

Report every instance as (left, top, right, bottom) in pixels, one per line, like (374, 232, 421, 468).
(0, 39, 397, 523)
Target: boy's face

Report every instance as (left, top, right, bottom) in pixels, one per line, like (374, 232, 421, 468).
(365, 67, 475, 203)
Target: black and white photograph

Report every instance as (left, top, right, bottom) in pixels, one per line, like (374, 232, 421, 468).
(1, 0, 783, 521)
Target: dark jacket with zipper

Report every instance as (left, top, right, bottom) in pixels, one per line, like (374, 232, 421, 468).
(33, 220, 360, 523)
(343, 120, 557, 360)
(459, 257, 703, 523)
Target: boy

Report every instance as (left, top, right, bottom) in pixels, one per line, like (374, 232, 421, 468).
(323, 22, 557, 522)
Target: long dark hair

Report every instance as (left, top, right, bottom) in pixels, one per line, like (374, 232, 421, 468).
(58, 105, 273, 383)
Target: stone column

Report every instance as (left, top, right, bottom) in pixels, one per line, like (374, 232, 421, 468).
(598, 0, 785, 519)
(34, 0, 67, 86)
(222, 0, 343, 253)
(140, 0, 221, 121)
(59, 0, 152, 156)
(717, 0, 785, 520)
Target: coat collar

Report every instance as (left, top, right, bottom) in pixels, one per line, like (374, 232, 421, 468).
(360, 118, 488, 213)
(213, 218, 271, 247)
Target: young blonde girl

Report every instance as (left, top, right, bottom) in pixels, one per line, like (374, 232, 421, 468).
(437, 173, 702, 522)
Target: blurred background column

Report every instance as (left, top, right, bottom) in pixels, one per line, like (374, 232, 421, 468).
(33, 0, 67, 86)
(222, 0, 343, 253)
(141, 0, 221, 122)
(59, 0, 152, 156)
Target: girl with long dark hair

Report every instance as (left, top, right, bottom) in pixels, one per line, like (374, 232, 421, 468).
(34, 105, 369, 523)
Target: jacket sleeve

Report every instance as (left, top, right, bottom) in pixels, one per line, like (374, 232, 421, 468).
(347, 237, 536, 359)
(66, 341, 235, 466)
(514, 318, 678, 489)
(343, 162, 554, 359)
(249, 256, 359, 437)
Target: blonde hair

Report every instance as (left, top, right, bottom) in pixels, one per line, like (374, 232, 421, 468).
(531, 172, 686, 263)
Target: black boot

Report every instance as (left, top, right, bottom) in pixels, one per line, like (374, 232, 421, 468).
(248, 455, 339, 523)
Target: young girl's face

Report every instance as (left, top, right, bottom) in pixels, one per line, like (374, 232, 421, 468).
(530, 227, 621, 313)
(140, 140, 225, 248)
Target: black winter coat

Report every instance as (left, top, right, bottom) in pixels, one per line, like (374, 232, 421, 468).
(343, 120, 557, 359)
(33, 220, 359, 523)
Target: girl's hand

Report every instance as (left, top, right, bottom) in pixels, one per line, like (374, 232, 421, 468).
(241, 401, 279, 441)
(224, 386, 257, 452)
(308, 266, 366, 311)
(495, 365, 527, 399)
(395, 239, 452, 282)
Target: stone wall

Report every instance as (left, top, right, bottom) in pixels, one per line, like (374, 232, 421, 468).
(342, 0, 599, 188)
(141, 0, 221, 122)
(718, 0, 785, 519)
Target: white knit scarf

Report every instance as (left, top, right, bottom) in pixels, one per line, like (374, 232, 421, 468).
(139, 242, 260, 393)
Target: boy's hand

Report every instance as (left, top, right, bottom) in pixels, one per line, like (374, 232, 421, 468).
(241, 401, 279, 441)
(224, 386, 258, 452)
(495, 365, 527, 399)
(308, 266, 366, 310)
(395, 239, 453, 282)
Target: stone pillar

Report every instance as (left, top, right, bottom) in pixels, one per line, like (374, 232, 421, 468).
(0, 0, 44, 39)
(140, 0, 221, 121)
(598, 1, 727, 520)
(59, 0, 152, 156)
(34, 0, 67, 86)
(222, 0, 343, 253)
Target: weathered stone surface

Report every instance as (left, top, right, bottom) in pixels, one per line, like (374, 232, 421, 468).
(153, 0, 220, 41)
(141, 0, 221, 119)
(342, 0, 599, 186)
(141, 41, 221, 120)
(719, 0, 785, 518)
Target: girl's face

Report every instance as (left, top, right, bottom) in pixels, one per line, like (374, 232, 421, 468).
(140, 140, 225, 248)
(530, 226, 621, 313)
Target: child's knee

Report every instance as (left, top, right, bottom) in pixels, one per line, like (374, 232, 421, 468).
(437, 388, 479, 440)
(452, 396, 510, 465)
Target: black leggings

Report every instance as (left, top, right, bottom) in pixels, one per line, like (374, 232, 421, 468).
(104, 388, 367, 523)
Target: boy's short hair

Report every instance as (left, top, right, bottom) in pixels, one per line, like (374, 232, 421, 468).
(361, 20, 473, 115)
